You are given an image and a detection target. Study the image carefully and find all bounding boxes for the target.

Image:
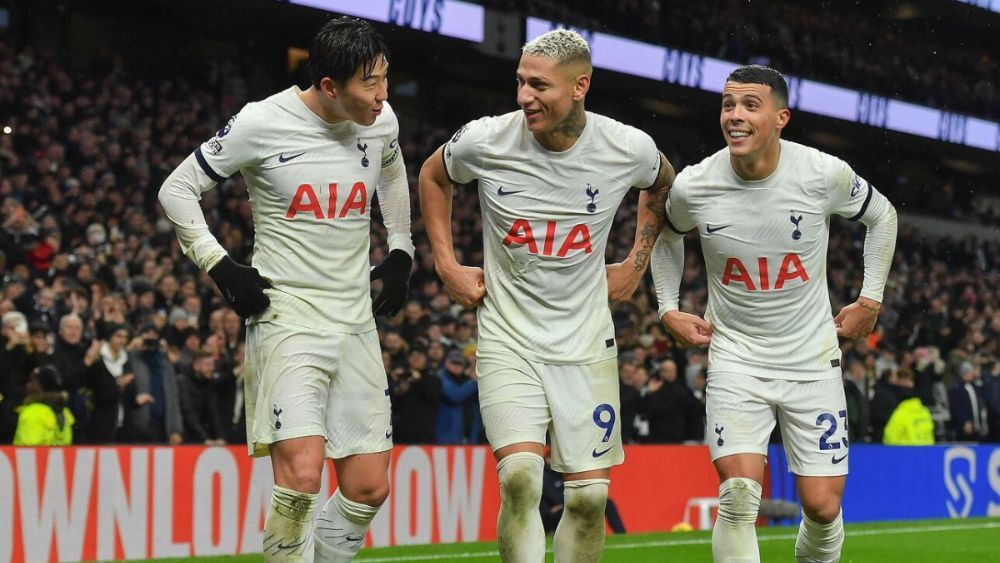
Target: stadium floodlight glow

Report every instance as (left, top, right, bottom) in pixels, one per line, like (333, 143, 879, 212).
(527, 18, 1000, 152)
(287, 0, 484, 43)
(2, 126, 10, 135)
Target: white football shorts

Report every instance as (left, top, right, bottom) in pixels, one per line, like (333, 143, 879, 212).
(243, 320, 391, 459)
(706, 371, 849, 476)
(477, 349, 624, 474)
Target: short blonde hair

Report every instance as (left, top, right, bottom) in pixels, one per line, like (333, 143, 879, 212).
(522, 28, 591, 68)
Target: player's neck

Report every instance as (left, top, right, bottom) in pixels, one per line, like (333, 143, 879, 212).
(534, 103, 586, 152)
(298, 86, 348, 125)
(730, 139, 781, 181)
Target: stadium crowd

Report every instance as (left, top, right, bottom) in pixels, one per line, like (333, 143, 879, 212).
(0, 40, 997, 450)
(489, 0, 999, 120)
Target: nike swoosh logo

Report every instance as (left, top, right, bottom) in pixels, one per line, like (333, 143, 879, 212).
(385, 428, 392, 439)
(592, 445, 614, 458)
(497, 186, 524, 196)
(831, 453, 847, 464)
(278, 152, 305, 163)
(389, 139, 398, 149)
(706, 224, 731, 234)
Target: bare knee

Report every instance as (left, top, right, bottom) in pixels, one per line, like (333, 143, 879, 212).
(276, 464, 322, 494)
(341, 479, 390, 507)
(801, 497, 841, 524)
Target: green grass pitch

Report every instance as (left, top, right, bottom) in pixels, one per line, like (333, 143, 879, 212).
(145, 518, 1000, 562)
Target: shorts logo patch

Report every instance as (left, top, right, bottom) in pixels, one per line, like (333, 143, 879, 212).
(385, 426, 392, 439)
(273, 405, 283, 430)
(715, 424, 725, 447)
(832, 453, 847, 464)
(592, 445, 614, 458)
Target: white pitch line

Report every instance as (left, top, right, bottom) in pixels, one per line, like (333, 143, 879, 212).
(356, 521, 1000, 562)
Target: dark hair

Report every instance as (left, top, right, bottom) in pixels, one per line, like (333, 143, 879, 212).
(726, 64, 788, 108)
(309, 17, 389, 88)
(32, 365, 64, 392)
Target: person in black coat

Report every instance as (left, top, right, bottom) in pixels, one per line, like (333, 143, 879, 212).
(179, 351, 226, 445)
(638, 360, 694, 444)
(948, 362, 986, 441)
(388, 345, 441, 444)
(84, 324, 134, 443)
(843, 360, 871, 443)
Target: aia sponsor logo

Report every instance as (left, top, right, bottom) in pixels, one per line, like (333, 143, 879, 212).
(721, 253, 809, 291)
(285, 182, 368, 219)
(502, 219, 592, 258)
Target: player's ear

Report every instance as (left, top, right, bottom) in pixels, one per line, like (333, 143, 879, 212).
(775, 107, 791, 131)
(319, 76, 340, 100)
(573, 73, 591, 101)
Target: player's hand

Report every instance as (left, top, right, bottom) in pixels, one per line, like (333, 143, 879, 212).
(606, 261, 642, 301)
(440, 264, 486, 308)
(661, 310, 712, 347)
(208, 256, 272, 318)
(168, 432, 183, 445)
(834, 298, 879, 339)
(370, 249, 413, 317)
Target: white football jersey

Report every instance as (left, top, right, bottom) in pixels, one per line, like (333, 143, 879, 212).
(444, 110, 660, 364)
(666, 140, 881, 380)
(195, 87, 402, 332)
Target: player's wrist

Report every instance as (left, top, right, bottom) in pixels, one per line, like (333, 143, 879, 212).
(856, 298, 880, 314)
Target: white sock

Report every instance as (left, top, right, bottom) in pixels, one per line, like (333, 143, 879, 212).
(712, 478, 762, 563)
(313, 488, 382, 562)
(795, 509, 844, 563)
(496, 452, 545, 563)
(553, 478, 609, 563)
(264, 485, 318, 562)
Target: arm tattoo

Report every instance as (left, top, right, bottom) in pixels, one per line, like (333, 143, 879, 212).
(633, 155, 673, 272)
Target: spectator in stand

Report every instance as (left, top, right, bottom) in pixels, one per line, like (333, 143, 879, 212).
(637, 360, 694, 443)
(883, 369, 935, 445)
(180, 350, 226, 445)
(85, 324, 135, 443)
(388, 344, 441, 444)
(949, 361, 986, 442)
(13, 365, 75, 446)
(129, 323, 184, 444)
(843, 360, 871, 443)
(436, 349, 480, 444)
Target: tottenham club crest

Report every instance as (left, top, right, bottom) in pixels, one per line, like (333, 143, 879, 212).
(357, 140, 369, 168)
(585, 183, 599, 213)
(790, 211, 803, 240)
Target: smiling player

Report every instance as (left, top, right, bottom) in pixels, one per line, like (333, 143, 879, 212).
(420, 29, 674, 563)
(159, 17, 413, 562)
(651, 64, 898, 562)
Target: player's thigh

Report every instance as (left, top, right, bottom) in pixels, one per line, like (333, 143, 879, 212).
(244, 322, 332, 458)
(706, 372, 778, 469)
(542, 357, 623, 474)
(326, 329, 392, 460)
(476, 349, 550, 454)
(777, 377, 850, 477)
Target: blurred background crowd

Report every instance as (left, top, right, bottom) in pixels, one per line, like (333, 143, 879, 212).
(0, 0, 997, 449)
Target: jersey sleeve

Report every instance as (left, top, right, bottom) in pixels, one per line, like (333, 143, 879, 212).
(825, 156, 874, 221)
(194, 105, 263, 182)
(380, 104, 402, 169)
(663, 171, 696, 234)
(442, 117, 490, 185)
(629, 128, 661, 189)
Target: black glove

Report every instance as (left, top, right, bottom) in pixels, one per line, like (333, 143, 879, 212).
(208, 256, 272, 317)
(370, 249, 412, 317)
